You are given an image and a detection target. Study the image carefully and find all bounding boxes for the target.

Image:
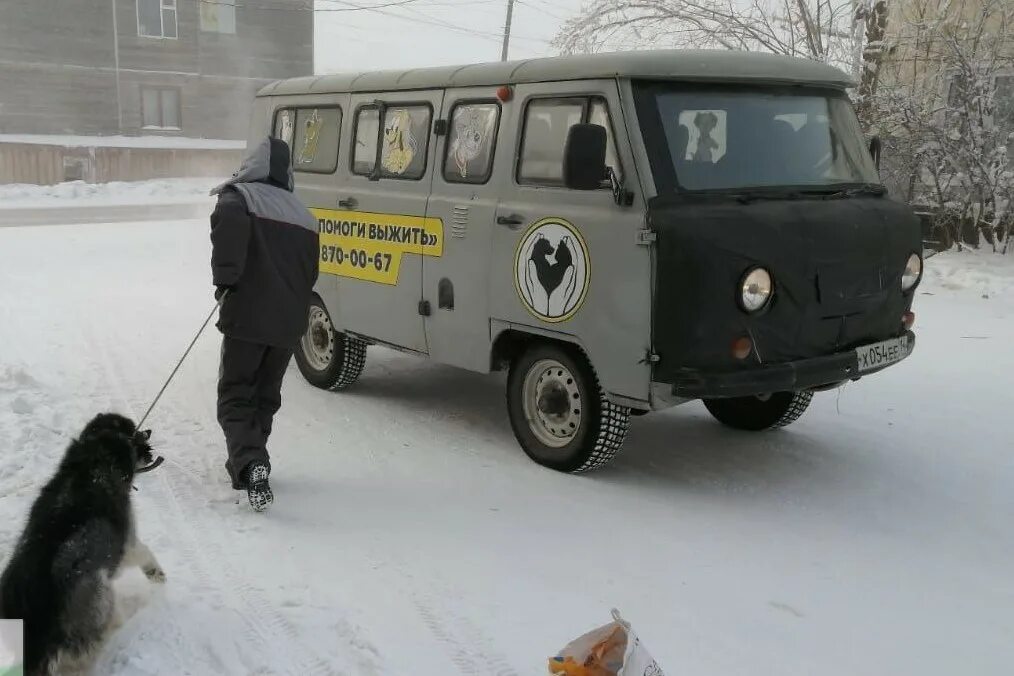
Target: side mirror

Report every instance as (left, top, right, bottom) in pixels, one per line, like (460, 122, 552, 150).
(869, 136, 882, 171)
(563, 123, 607, 191)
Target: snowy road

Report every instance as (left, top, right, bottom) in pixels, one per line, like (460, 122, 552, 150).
(0, 218, 1012, 675)
(0, 203, 210, 227)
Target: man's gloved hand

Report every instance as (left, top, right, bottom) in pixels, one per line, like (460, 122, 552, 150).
(215, 285, 233, 301)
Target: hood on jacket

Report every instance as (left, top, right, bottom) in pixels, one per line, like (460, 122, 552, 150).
(211, 137, 294, 195)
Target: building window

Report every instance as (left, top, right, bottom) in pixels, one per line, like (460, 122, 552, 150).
(138, 0, 178, 38)
(443, 102, 500, 184)
(142, 87, 181, 130)
(201, 0, 236, 34)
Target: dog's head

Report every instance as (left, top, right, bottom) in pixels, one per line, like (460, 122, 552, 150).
(80, 413, 156, 475)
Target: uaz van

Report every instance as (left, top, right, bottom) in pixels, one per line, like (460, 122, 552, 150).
(252, 49, 922, 473)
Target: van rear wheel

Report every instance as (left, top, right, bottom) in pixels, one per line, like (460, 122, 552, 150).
(295, 298, 367, 391)
(507, 345, 630, 473)
(703, 391, 813, 431)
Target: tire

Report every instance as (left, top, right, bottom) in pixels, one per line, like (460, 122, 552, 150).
(295, 297, 367, 391)
(703, 391, 813, 431)
(507, 344, 630, 473)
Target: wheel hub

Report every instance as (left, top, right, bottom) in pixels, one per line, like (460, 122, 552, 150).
(537, 385, 569, 417)
(311, 324, 329, 350)
(301, 307, 334, 372)
(522, 359, 582, 449)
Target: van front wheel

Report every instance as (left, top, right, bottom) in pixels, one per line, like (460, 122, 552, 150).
(507, 345, 630, 473)
(295, 298, 367, 391)
(703, 391, 813, 431)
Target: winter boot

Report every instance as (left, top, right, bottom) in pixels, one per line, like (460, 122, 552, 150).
(242, 461, 273, 512)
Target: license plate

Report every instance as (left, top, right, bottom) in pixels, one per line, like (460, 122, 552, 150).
(855, 336, 910, 373)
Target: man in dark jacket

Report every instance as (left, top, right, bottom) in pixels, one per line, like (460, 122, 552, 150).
(209, 137, 318, 511)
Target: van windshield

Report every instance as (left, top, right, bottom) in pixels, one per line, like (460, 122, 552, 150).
(635, 83, 880, 194)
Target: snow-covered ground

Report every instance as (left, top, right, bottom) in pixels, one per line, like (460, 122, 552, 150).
(0, 217, 1012, 675)
(0, 178, 216, 210)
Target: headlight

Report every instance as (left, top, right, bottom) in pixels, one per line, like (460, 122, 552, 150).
(739, 267, 773, 312)
(901, 253, 922, 291)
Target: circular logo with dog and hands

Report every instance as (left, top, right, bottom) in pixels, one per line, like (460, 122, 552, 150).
(514, 217, 590, 323)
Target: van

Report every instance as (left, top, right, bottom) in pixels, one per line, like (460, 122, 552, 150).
(252, 49, 922, 473)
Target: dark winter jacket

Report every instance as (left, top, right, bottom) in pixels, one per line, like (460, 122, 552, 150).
(210, 138, 319, 349)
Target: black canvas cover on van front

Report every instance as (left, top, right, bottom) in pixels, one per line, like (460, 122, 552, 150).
(648, 194, 922, 384)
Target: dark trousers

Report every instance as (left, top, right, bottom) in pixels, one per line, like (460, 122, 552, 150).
(217, 336, 293, 488)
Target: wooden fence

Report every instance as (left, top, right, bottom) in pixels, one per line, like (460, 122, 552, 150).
(0, 143, 244, 185)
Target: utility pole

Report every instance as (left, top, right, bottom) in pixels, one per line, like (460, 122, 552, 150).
(111, 0, 123, 131)
(501, 0, 515, 62)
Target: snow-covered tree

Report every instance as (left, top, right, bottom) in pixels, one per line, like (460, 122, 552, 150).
(871, 0, 1014, 252)
(555, 0, 856, 63)
(554, 0, 888, 143)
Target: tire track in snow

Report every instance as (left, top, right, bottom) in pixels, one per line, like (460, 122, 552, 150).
(367, 549, 519, 676)
(83, 317, 381, 676)
(150, 399, 383, 676)
(81, 320, 273, 674)
(81, 320, 347, 676)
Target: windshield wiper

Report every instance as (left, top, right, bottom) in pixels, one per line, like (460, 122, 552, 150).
(816, 184, 888, 199)
(734, 189, 803, 204)
(668, 189, 802, 204)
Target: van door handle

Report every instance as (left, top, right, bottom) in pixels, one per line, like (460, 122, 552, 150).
(496, 214, 524, 226)
(338, 197, 358, 209)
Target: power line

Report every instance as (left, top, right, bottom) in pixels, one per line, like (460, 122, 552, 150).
(199, 0, 551, 46)
(516, 0, 567, 22)
(199, 0, 547, 42)
(371, 1, 550, 44)
(199, 0, 423, 11)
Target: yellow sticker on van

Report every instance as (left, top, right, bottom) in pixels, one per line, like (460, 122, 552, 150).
(311, 208, 444, 285)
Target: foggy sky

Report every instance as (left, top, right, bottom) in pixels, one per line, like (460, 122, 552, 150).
(313, 0, 586, 73)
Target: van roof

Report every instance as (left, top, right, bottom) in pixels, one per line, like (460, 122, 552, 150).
(257, 49, 854, 97)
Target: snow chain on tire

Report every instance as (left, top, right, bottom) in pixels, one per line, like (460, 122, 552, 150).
(772, 391, 813, 428)
(578, 395, 632, 472)
(508, 343, 632, 473)
(329, 335, 367, 391)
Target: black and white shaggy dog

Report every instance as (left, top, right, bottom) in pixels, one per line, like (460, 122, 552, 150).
(0, 413, 166, 675)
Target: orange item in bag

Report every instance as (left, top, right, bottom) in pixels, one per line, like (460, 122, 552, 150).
(588, 625, 626, 667)
(548, 625, 628, 676)
(547, 656, 613, 676)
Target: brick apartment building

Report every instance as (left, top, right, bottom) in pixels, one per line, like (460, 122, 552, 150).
(0, 0, 313, 140)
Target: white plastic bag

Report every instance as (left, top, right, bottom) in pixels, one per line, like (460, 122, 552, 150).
(548, 609, 664, 676)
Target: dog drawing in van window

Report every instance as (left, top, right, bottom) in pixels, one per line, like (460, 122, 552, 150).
(524, 233, 578, 319)
(298, 109, 322, 165)
(693, 111, 720, 163)
(277, 109, 294, 150)
(381, 109, 417, 175)
(451, 107, 491, 178)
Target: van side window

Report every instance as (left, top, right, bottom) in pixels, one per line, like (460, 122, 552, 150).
(273, 107, 341, 174)
(443, 102, 500, 184)
(353, 107, 380, 175)
(518, 99, 583, 185)
(353, 107, 380, 176)
(353, 104, 433, 180)
(518, 97, 622, 187)
(589, 99, 622, 181)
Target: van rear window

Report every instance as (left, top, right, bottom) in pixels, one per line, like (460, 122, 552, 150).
(353, 104, 432, 180)
(444, 102, 500, 184)
(273, 106, 341, 174)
